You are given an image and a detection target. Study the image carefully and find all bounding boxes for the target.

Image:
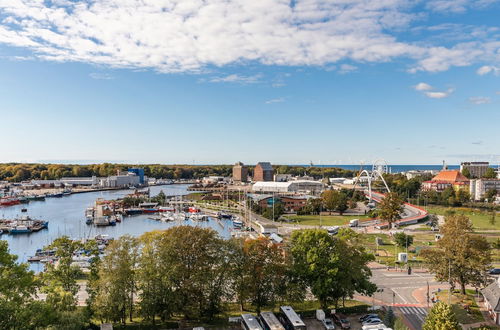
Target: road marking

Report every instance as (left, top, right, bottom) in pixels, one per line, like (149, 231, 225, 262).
(393, 288, 409, 304)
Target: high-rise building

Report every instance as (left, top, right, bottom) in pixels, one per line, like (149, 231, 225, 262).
(460, 162, 489, 178)
(253, 162, 274, 182)
(232, 162, 248, 182)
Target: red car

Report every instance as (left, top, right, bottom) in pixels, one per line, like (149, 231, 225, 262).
(332, 314, 350, 329)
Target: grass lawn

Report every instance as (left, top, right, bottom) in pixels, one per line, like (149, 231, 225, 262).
(426, 206, 499, 230)
(286, 214, 371, 226)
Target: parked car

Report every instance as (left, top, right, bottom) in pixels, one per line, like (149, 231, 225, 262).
(332, 314, 350, 329)
(362, 318, 383, 326)
(359, 314, 380, 322)
(489, 268, 500, 275)
(322, 318, 336, 330)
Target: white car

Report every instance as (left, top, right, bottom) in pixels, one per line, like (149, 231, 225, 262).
(322, 318, 335, 330)
(362, 318, 383, 326)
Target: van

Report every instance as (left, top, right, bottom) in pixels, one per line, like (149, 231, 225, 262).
(349, 219, 359, 227)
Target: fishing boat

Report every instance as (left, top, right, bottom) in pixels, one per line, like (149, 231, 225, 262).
(10, 225, 32, 234)
(232, 218, 243, 228)
(124, 208, 143, 215)
(0, 197, 20, 206)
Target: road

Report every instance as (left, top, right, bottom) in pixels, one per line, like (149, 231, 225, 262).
(364, 266, 449, 330)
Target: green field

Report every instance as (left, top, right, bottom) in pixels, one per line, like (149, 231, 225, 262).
(286, 214, 372, 226)
(426, 206, 499, 230)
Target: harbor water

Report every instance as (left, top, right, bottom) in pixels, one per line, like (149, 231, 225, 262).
(0, 184, 232, 271)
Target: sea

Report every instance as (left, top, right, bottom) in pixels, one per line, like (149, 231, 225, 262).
(0, 184, 233, 271)
(310, 165, 460, 173)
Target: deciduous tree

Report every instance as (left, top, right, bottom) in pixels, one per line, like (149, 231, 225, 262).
(422, 302, 460, 330)
(377, 192, 404, 228)
(421, 215, 491, 294)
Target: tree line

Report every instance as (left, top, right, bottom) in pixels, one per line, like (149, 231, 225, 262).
(0, 226, 376, 329)
(0, 163, 359, 182)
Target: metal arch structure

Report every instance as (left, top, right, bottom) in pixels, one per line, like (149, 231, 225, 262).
(353, 160, 391, 202)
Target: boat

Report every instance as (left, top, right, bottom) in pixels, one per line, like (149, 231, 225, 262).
(233, 218, 243, 228)
(10, 225, 32, 234)
(26, 195, 46, 201)
(142, 208, 159, 214)
(85, 218, 93, 225)
(0, 197, 20, 206)
(21, 208, 28, 212)
(0, 229, 3, 235)
(62, 189, 72, 196)
(217, 211, 233, 219)
(124, 208, 143, 215)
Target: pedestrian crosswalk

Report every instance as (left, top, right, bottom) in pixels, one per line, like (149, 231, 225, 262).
(398, 306, 427, 315)
(397, 306, 428, 326)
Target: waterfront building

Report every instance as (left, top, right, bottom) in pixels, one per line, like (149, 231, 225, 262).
(252, 180, 324, 194)
(253, 162, 274, 182)
(249, 193, 315, 212)
(470, 179, 500, 201)
(460, 162, 489, 178)
(232, 162, 248, 182)
(60, 176, 99, 186)
(128, 168, 145, 184)
(422, 170, 470, 192)
(100, 172, 141, 188)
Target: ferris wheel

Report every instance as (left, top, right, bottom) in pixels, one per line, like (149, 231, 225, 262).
(353, 159, 391, 202)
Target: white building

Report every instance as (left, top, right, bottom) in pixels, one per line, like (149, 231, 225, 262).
(470, 179, 500, 201)
(252, 180, 324, 194)
(60, 176, 99, 186)
(100, 173, 141, 188)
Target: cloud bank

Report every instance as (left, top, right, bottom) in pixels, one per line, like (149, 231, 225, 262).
(0, 0, 499, 73)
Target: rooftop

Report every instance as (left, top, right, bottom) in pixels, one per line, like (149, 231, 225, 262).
(430, 170, 469, 183)
(256, 162, 273, 171)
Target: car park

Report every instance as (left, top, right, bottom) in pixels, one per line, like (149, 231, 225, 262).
(359, 314, 380, 322)
(362, 318, 383, 326)
(331, 314, 350, 329)
(321, 318, 335, 330)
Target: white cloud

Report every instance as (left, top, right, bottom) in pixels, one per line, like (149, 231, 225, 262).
(413, 83, 453, 98)
(425, 89, 453, 99)
(338, 64, 358, 74)
(469, 96, 491, 104)
(414, 82, 433, 91)
(477, 65, 500, 75)
(207, 74, 262, 84)
(89, 72, 114, 80)
(0, 1, 498, 73)
(265, 97, 285, 104)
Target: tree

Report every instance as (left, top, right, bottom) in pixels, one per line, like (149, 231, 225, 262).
(485, 189, 497, 202)
(422, 302, 460, 330)
(393, 232, 414, 249)
(92, 235, 139, 324)
(137, 226, 234, 320)
(290, 229, 376, 309)
(322, 190, 348, 215)
(483, 167, 497, 179)
(421, 215, 491, 294)
(232, 237, 289, 313)
(377, 192, 404, 228)
(0, 241, 51, 329)
(384, 307, 395, 328)
(489, 210, 496, 226)
(461, 167, 471, 179)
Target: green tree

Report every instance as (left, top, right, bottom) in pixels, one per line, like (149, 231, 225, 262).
(384, 307, 395, 328)
(233, 237, 289, 313)
(489, 210, 496, 226)
(393, 232, 414, 249)
(321, 190, 348, 215)
(422, 215, 491, 294)
(461, 167, 471, 179)
(0, 241, 54, 329)
(290, 229, 375, 309)
(485, 189, 497, 202)
(93, 235, 139, 324)
(483, 167, 497, 179)
(377, 192, 404, 228)
(422, 302, 460, 330)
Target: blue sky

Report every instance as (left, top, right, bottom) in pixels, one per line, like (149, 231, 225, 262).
(0, 0, 499, 165)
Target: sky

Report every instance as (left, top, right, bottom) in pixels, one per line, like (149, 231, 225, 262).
(0, 0, 499, 165)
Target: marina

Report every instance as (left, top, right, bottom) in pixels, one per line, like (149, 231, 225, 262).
(0, 184, 233, 271)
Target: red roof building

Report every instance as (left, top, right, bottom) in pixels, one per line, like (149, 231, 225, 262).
(422, 170, 470, 192)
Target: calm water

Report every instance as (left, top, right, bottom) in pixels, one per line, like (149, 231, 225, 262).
(0, 184, 232, 270)
(313, 164, 460, 173)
